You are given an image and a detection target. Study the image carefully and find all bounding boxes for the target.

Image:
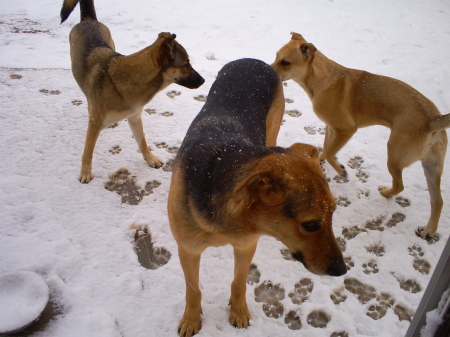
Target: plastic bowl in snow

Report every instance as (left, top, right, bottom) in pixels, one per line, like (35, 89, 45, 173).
(0, 271, 49, 334)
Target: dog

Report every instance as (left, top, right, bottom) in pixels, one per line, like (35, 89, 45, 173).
(60, 0, 204, 183)
(272, 32, 450, 239)
(168, 58, 346, 337)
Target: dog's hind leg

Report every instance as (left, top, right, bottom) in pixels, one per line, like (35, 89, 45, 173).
(417, 131, 447, 238)
(229, 240, 258, 329)
(320, 126, 355, 177)
(79, 119, 102, 183)
(178, 246, 202, 337)
(127, 112, 163, 168)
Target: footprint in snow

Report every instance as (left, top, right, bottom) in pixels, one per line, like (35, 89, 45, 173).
(132, 226, 171, 270)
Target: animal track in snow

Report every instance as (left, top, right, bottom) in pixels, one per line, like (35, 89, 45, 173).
(288, 278, 313, 304)
(285, 109, 302, 117)
(330, 289, 347, 305)
(109, 145, 121, 155)
(342, 226, 366, 240)
(280, 248, 295, 261)
(336, 197, 351, 207)
(362, 260, 379, 274)
(386, 212, 406, 227)
(155, 142, 179, 154)
(395, 196, 410, 208)
(132, 226, 171, 270)
(160, 111, 174, 117)
(344, 278, 377, 304)
(104, 168, 161, 205)
(336, 237, 346, 252)
(365, 243, 385, 257)
(393, 304, 414, 322)
(331, 332, 349, 337)
(364, 215, 386, 232)
(254, 281, 285, 319)
(39, 88, 60, 95)
(304, 125, 326, 135)
(162, 158, 174, 172)
(285, 98, 294, 104)
(10, 73, 22, 79)
(307, 310, 330, 328)
(145, 108, 157, 115)
(284, 310, 302, 330)
(71, 99, 82, 106)
(246, 263, 260, 285)
(333, 174, 349, 184)
(366, 293, 394, 320)
(166, 90, 181, 99)
(348, 156, 369, 182)
(397, 278, 422, 293)
(344, 256, 354, 271)
(194, 95, 207, 102)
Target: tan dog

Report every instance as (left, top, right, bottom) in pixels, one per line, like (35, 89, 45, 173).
(168, 59, 346, 337)
(272, 32, 450, 239)
(60, 0, 204, 183)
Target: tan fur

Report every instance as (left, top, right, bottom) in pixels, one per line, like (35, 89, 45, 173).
(66, 15, 203, 183)
(272, 32, 449, 238)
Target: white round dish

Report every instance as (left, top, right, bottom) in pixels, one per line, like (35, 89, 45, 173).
(0, 271, 49, 334)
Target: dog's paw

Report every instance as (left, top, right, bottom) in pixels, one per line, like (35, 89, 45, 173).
(415, 227, 440, 244)
(145, 154, 164, 168)
(78, 168, 93, 184)
(178, 311, 201, 337)
(229, 303, 250, 329)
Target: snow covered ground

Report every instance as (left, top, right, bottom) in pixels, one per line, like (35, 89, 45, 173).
(1, 0, 450, 336)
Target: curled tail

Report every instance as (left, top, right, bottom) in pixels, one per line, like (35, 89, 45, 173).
(429, 114, 450, 132)
(60, 0, 97, 24)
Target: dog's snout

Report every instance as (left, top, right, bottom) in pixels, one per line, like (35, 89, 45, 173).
(176, 71, 205, 89)
(326, 253, 347, 277)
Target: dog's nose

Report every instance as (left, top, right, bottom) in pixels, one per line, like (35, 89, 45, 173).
(326, 254, 347, 277)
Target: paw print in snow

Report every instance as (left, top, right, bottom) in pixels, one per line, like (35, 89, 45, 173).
(342, 226, 366, 240)
(133, 226, 171, 270)
(307, 310, 330, 328)
(365, 243, 385, 257)
(254, 281, 285, 319)
(344, 256, 354, 271)
(362, 260, 379, 274)
(166, 90, 181, 99)
(288, 278, 313, 304)
(366, 293, 394, 320)
(194, 95, 207, 102)
(284, 310, 302, 330)
(336, 197, 351, 207)
(109, 145, 121, 155)
(344, 278, 377, 304)
(285, 109, 302, 117)
(386, 212, 406, 227)
(395, 196, 410, 207)
(330, 289, 347, 305)
(364, 215, 386, 232)
(246, 263, 260, 285)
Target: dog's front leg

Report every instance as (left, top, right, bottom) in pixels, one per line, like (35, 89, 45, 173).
(79, 119, 102, 183)
(178, 246, 202, 337)
(229, 241, 258, 329)
(127, 113, 163, 168)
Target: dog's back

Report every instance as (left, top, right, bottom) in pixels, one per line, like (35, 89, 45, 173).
(176, 58, 283, 220)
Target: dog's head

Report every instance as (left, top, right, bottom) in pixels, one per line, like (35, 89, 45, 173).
(157, 32, 205, 89)
(271, 32, 317, 84)
(231, 143, 346, 277)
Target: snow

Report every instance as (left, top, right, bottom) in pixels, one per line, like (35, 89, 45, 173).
(0, 271, 49, 333)
(0, 0, 449, 336)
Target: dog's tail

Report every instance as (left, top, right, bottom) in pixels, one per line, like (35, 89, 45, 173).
(429, 114, 450, 132)
(60, 0, 97, 24)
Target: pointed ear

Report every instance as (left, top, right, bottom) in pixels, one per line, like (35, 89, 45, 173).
(299, 43, 316, 60)
(157, 32, 177, 66)
(290, 32, 303, 40)
(288, 143, 319, 161)
(233, 170, 286, 207)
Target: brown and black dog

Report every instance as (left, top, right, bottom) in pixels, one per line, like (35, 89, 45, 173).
(272, 32, 450, 239)
(60, 0, 204, 183)
(168, 58, 346, 337)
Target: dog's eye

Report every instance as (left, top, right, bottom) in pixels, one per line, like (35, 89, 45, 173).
(281, 60, 291, 67)
(301, 221, 321, 232)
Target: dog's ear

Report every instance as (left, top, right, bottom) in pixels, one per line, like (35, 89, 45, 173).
(290, 32, 303, 40)
(233, 170, 286, 207)
(288, 143, 319, 162)
(299, 43, 317, 60)
(157, 32, 178, 66)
